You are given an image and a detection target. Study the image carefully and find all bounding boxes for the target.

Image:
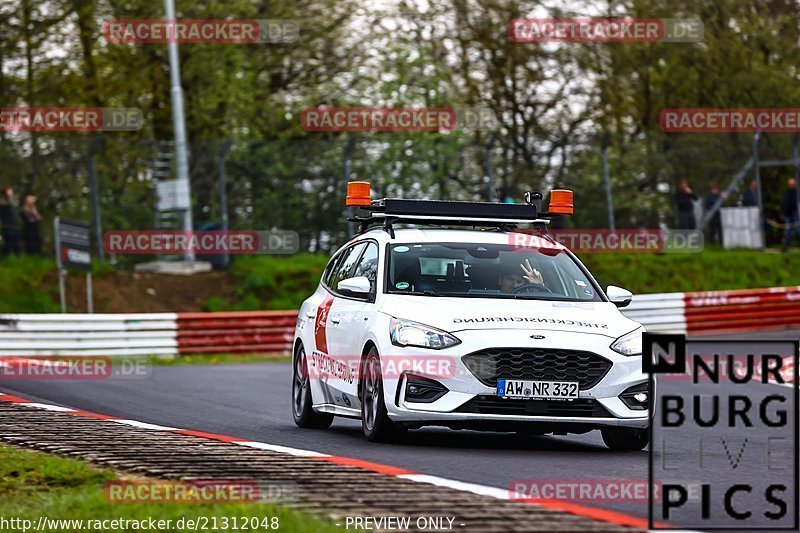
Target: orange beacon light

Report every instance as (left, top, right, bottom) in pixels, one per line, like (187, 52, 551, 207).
(346, 181, 372, 207)
(548, 189, 574, 215)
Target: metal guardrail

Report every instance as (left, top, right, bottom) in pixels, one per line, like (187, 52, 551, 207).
(176, 311, 296, 354)
(624, 286, 800, 334)
(0, 312, 295, 356)
(0, 288, 798, 356)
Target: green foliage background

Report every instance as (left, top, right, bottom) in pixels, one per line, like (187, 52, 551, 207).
(2, 0, 799, 255)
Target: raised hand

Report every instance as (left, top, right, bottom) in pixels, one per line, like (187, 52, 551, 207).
(520, 259, 543, 285)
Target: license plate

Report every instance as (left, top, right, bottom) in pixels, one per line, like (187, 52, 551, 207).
(496, 379, 579, 399)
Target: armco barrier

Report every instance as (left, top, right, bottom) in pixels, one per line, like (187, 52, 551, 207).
(0, 313, 178, 356)
(176, 311, 296, 354)
(623, 285, 800, 335)
(0, 288, 798, 356)
(0, 312, 297, 357)
(620, 292, 687, 334)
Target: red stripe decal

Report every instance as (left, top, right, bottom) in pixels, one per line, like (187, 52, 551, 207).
(314, 294, 335, 353)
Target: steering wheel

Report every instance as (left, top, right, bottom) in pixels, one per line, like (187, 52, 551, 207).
(512, 283, 552, 294)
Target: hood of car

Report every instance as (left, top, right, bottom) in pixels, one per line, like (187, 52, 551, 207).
(380, 295, 639, 339)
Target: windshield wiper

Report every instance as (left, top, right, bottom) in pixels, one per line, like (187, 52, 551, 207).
(391, 290, 442, 296)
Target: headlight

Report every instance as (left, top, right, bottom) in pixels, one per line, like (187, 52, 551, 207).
(610, 326, 645, 356)
(390, 318, 461, 350)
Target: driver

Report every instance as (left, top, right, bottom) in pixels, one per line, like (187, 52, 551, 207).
(499, 259, 544, 292)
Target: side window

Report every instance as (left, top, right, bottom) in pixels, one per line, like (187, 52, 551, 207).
(330, 242, 367, 291)
(353, 242, 379, 291)
(323, 252, 343, 288)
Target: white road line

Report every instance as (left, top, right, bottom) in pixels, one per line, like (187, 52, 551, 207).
(236, 440, 330, 457)
(110, 419, 180, 431)
(17, 403, 76, 412)
(398, 474, 511, 500)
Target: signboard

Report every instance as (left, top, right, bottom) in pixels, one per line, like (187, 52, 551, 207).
(156, 179, 191, 211)
(721, 207, 763, 249)
(55, 218, 91, 272)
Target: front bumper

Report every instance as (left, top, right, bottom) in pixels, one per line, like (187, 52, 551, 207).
(379, 328, 649, 430)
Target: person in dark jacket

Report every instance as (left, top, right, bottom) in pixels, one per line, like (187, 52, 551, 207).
(20, 194, 42, 255)
(742, 179, 759, 207)
(676, 179, 698, 229)
(782, 178, 800, 251)
(704, 185, 724, 244)
(0, 187, 21, 256)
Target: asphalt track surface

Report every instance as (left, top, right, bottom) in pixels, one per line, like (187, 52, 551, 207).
(1, 328, 798, 529)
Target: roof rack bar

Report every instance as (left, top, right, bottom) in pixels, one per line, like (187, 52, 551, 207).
(349, 194, 565, 237)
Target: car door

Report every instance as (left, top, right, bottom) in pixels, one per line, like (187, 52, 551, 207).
(310, 242, 366, 408)
(301, 247, 348, 407)
(326, 241, 380, 412)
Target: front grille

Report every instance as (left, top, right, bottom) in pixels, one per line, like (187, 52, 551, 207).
(462, 348, 612, 390)
(456, 396, 612, 417)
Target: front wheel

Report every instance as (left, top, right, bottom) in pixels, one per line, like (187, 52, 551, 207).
(361, 347, 406, 442)
(292, 344, 333, 429)
(601, 427, 649, 451)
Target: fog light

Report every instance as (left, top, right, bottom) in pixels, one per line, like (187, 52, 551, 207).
(619, 382, 649, 411)
(404, 374, 448, 403)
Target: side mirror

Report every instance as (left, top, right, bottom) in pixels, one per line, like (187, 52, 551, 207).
(606, 285, 633, 308)
(338, 276, 372, 297)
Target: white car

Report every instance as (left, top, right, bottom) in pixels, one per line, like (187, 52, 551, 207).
(292, 191, 649, 450)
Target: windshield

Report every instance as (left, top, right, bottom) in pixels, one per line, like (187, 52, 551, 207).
(386, 242, 602, 302)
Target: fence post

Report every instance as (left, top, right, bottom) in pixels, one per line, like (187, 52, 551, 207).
(753, 132, 765, 247)
(87, 137, 106, 261)
(485, 133, 496, 201)
(343, 137, 356, 237)
(794, 133, 800, 227)
(218, 138, 233, 269)
(601, 133, 615, 230)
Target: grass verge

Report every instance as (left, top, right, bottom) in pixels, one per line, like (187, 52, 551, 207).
(0, 444, 338, 532)
(581, 248, 800, 294)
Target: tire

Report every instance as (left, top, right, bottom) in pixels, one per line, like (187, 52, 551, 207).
(360, 347, 406, 442)
(601, 427, 649, 451)
(292, 344, 334, 429)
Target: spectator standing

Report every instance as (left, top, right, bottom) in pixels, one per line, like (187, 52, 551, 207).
(675, 179, 698, 230)
(782, 178, 800, 251)
(704, 185, 724, 245)
(0, 187, 20, 256)
(742, 179, 759, 207)
(20, 194, 43, 255)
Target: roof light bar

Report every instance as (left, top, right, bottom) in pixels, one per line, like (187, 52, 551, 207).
(345, 181, 572, 235)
